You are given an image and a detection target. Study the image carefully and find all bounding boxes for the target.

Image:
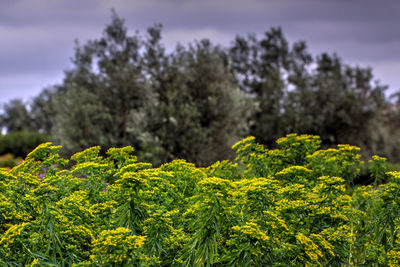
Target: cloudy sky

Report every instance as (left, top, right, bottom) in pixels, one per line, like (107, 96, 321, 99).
(0, 0, 399, 104)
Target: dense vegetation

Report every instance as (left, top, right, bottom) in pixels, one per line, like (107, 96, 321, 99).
(2, 13, 399, 168)
(1, 134, 400, 266)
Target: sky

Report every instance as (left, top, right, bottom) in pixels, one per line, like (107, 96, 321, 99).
(0, 0, 400, 104)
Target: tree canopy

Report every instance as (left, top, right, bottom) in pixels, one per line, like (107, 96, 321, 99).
(0, 12, 397, 166)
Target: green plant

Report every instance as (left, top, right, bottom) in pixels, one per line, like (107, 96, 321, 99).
(1, 134, 400, 265)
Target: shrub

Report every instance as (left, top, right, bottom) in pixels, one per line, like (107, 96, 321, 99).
(0, 131, 51, 158)
(0, 134, 398, 265)
(0, 153, 21, 169)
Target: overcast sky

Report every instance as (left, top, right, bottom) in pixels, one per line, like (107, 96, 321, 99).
(1, 0, 400, 104)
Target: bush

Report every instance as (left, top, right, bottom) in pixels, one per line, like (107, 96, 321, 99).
(0, 153, 21, 169)
(0, 131, 51, 158)
(0, 134, 399, 265)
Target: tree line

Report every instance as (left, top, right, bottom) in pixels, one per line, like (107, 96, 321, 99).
(1, 13, 399, 166)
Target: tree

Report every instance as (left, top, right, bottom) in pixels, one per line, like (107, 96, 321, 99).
(50, 13, 252, 166)
(146, 37, 253, 166)
(284, 53, 387, 157)
(29, 88, 56, 134)
(229, 27, 313, 147)
(0, 15, 392, 165)
(0, 99, 35, 133)
(51, 12, 154, 157)
(230, 29, 388, 160)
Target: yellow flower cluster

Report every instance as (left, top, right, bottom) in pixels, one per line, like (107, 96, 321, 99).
(232, 222, 270, 242)
(0, 222, 28, 248)
(1, 134, 398, 265)
(296, 232, 323, 262)
(91, 227, 147, 264)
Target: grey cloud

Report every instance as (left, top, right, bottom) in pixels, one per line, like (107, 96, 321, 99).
(0, 0, 106, 27)
(0, 72, 63, 103)
(0, 0, 400, 103)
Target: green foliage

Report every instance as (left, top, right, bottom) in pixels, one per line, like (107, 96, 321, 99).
(2, 13, 394, 167)
(229, 29, 388, 161)
(369, 156, 388, 186)
(0, 99, 35, 133)
(146, 37, 253, 166)
(0, 131, 51, 158)
(1, 134, 399, 265)
(44, 14, 252, 167)
(0, 154, 21, 168)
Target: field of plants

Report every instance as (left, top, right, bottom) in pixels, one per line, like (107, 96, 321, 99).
(1, 134, 400, 266)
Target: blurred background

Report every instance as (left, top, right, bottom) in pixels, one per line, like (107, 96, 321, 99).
(1, 0, 400, 175)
